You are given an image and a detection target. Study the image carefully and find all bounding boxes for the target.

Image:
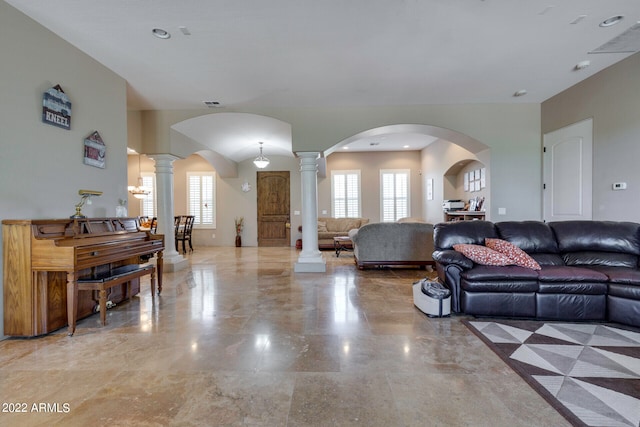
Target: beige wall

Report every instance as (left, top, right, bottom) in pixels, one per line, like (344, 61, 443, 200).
(140, 103, 541, 221)
(542, 52, 640, 221)
(421, 140, 491, 224)
(0, 2, 128, 337)
(320, 151, 423, 223)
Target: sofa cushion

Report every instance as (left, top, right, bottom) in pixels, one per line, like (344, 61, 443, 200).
(324, 217, 363, 232)
(434, 220, 498, 249)
(530, 253, 565, 266)
(317, 221, 328, 232)
(496, 221, 559, 254)
(537, 266, 608, 282)
(453, 244, 514, 266)
(318, 231, 348, 240)
(462, 265, 539, 280)
(587, 266, 640, 285)
(461, 266, 538, 292)
(563, 251, 639, 268)
(485, 238, 541, 270)
(549, 220, 640, 255)
(608, 283, 640, 300)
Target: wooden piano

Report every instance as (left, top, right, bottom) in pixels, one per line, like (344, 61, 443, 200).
(3, 217, 164, 337)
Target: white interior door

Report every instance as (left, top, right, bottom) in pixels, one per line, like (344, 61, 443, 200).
(543, 118, 593, 222)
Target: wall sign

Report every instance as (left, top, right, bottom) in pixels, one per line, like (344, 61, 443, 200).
(42, 85, 72, 130)
(83, 131, 106, 169)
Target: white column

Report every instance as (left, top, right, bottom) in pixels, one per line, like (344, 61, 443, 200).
(149, 154, 189, 272)
(295, 152, 326, 273)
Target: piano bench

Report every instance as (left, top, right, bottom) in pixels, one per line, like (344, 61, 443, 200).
(76, 264, 156, 329)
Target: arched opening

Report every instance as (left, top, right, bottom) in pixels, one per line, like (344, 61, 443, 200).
(323, 124, 490, 224)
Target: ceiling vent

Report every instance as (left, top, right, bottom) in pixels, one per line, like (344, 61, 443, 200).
(203, 101, 222, 108)
(590, 23, 640, 54)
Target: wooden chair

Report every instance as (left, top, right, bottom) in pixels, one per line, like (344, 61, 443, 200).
(149, 217, 158, 233)
(175, 215, 195, 254)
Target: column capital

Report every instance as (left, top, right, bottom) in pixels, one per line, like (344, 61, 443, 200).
(147, 153, 181, 164)
(295, 151, 321, 160)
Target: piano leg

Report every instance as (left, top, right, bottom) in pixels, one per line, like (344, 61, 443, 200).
(157, 251, 163, 295)
(66, 271, 78, 336)
(98, 289, 108, 326)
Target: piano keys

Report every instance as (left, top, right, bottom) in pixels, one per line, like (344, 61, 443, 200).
(2, 217, 164, 337)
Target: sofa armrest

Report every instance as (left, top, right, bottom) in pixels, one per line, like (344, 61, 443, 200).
(432, 249, 473, 269)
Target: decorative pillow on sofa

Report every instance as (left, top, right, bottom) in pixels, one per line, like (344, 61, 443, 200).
(485, 238, 541, 270)
(317, 221, 328, 232)
(453, 244, 514, 266)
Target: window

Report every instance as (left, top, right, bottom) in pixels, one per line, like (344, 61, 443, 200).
(380, 169, 410, 222)
(331, 170, 361, 218)
(140, 173, 156, 218)
(187, 172, 216, 228)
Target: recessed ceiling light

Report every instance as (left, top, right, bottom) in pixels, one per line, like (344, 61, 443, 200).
(600, 15, 624, 27)
(342, 146, 349, 150)
(403, 145, 410, 149)
(152, 28, 171, 39)
(513, 89, 528, 97)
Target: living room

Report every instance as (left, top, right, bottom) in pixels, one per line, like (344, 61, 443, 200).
(2, 0, 640, 331)
(2, 1, 640, 424)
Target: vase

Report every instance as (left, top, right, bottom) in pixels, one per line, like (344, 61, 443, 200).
(235, 235, 242, 247)
(115, 205, 127, 218)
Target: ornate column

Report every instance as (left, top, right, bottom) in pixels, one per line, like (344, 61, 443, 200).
(295, 152, 326, 273)
(148, 154, 189, 272)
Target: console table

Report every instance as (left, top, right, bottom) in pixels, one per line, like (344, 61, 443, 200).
(444, 211, 486, 222)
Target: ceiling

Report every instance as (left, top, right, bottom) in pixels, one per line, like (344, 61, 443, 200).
(8, 0, 640, 154)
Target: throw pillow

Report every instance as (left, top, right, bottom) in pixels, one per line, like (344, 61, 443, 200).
(317, 221, 327, 232)
(453, 243, 514, 266)
(485, 238, 541, 270)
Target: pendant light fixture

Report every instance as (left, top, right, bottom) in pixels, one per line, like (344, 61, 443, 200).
(253, 142, 270, 169)
(128, 154, 150, 199)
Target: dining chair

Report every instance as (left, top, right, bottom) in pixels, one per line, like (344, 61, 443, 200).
(175, 215, 195, 254)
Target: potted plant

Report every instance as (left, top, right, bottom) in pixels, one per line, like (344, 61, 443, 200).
(234, 217, 244, 247)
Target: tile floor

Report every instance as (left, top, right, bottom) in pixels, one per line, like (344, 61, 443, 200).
(0, 247, 570, 426)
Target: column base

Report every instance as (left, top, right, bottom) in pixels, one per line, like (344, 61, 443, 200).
(163, 253, 189, 272)
(294, 255, 327, 273)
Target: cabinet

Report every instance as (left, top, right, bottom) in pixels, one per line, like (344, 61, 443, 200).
(445, 211, 486, 222)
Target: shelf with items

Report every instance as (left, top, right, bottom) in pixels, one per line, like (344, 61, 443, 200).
(445, 211, 486, 222)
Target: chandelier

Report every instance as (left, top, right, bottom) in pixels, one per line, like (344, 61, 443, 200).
(253, 142, 270, 169)
(128, 154, 150, 199)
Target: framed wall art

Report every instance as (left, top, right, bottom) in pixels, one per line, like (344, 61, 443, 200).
(42, 84, 71, 130)
(83, 131, 106, 168)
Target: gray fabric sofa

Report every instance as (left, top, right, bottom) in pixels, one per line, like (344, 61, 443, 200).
(349, 222, 434, 269)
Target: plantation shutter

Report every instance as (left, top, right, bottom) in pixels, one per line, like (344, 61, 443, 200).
(381, 170, 409, 222)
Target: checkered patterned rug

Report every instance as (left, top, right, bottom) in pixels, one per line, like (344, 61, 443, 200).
(465, 320, 640, 427)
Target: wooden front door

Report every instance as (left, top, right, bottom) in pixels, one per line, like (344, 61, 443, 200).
(257, 171, 290, 246)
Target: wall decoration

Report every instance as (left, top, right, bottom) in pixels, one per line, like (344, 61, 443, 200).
(427, 178, 434, 200)
(464, 172, 469, 191)
(42, 84, 71, 130)
(83, 131, 106, 168)
(480, 167, 486, 189)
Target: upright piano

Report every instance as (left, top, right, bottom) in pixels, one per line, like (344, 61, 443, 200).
(3, 217, 164, 337)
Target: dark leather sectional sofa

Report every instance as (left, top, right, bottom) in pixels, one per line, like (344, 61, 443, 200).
(432, 220, 640, 328)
